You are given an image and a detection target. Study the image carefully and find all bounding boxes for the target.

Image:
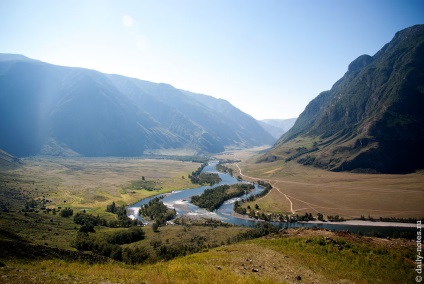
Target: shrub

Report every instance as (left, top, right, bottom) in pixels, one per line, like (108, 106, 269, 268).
(60, 207, 73, 217)
(106, 227, 145, 245)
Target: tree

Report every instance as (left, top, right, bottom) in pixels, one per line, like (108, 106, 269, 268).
(152, 221, 160, 232)
(72, 232, 94, 251)
(106, 201, 116, 213)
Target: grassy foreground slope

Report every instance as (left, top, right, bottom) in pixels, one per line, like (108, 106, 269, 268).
(0, 228, 416, 283)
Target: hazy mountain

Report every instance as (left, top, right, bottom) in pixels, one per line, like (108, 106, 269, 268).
(0, 54, 275, 157)
(0, 149, 21, 169)
(262, 25, 424, 173)
(259, 118, 297, 139)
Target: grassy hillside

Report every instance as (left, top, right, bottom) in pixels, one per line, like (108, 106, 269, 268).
(0, 228, 416, 283)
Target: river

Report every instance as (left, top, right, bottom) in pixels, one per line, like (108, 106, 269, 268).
(127, 160, 416, 237)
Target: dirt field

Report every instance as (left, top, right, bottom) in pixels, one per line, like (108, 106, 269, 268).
(216, 147, 424, 219)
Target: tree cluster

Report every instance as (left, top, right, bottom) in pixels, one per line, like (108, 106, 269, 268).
(191, 162, 207, 176)
(191, 183, 254, 211)
(74, 212, 108, 233)
(72, 228, 148, 264)
(189, 172, 221, 185)
(156, 242, 204, 260)
(105, 227, 145, 245)
(153, 222, 279, 261)
(233, 180, 272, 217)
(327, 215, 345, 222)
(106, 202, 139, 227)
(188, 163, 221, 185)
(297, 212, 314, 221)
(139, 197, 176, 228)
(154, 234, 212, 261)
(226, 223, 280, 244)
(74, 210, 137, 233)
(257, 180, 273, 191)
(173, 216, 233, 227)
(71, 214, 284, 265)
(216, 163, 233, 176)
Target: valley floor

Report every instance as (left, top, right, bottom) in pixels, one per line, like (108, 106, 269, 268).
(217, 147, 424, 220)
(0, 151, 421, 283)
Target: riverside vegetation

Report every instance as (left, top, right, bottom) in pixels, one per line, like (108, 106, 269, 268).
(188, 162, 221, 185)
(191, 183, 255, 211)
(0, 156, 420, 283)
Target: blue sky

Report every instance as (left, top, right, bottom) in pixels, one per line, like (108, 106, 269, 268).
(1, 0, 423, 119)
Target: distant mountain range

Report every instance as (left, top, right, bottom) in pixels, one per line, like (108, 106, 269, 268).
(0, 54, 275, 157)
(259, 118, 297, 139)
(262, 25, 424, 173)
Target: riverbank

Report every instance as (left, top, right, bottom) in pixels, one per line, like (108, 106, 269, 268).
(230, 213, 418, 228)
(302, 220, 417, 227)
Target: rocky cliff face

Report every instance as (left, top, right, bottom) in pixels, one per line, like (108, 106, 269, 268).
(264, 25, 424, 173)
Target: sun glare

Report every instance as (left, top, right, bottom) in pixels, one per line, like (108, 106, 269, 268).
(122, 14, 134, 28)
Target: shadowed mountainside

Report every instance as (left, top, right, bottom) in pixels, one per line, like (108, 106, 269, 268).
(0, 55, 275, 157)
(262, 25, 424, 173)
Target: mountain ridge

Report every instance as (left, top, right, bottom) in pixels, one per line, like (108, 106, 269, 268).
(0, 54, 275, 157)
(263, 24, 424, 173)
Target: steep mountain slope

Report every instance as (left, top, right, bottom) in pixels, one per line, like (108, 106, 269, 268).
(0, 55, 275, 157)
(259, 118, 297, 139)
(263, 25, 424, 173)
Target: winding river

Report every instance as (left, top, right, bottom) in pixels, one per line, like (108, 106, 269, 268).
(127, 161, 416, 237)
(127, 161, 265, 226)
